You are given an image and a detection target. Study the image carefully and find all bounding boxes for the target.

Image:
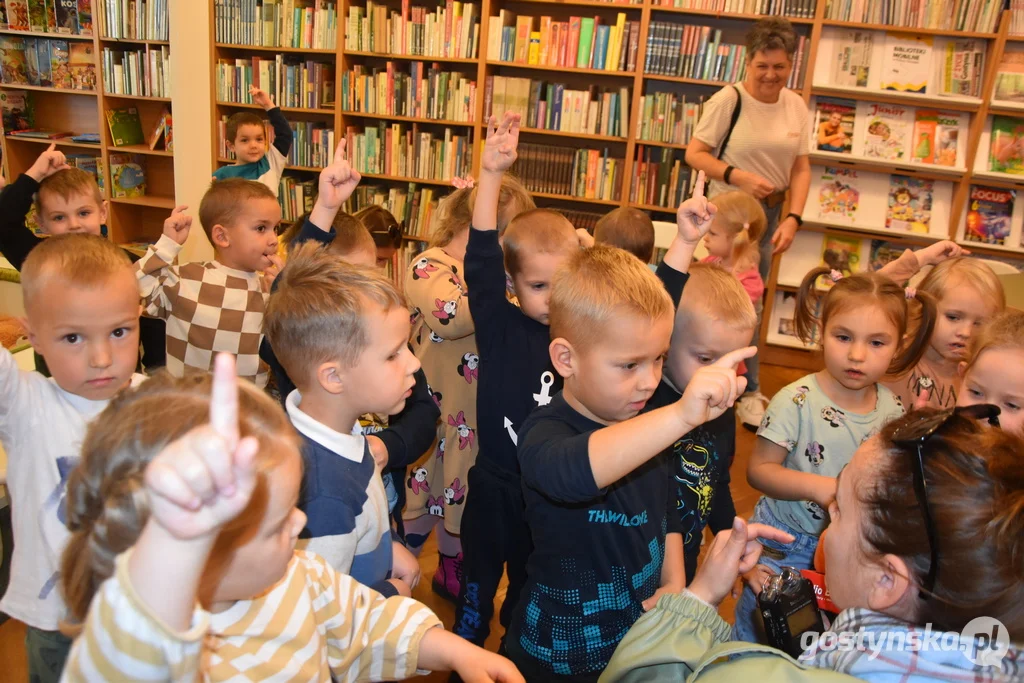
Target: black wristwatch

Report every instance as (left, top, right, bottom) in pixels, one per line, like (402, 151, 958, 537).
(786, 212, 803, 227)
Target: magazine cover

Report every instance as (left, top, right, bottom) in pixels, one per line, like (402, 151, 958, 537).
(989, 115, 1024, 175)
(54, 0, 79, 33)
(831, 30, 873, 88)
(813, 166, 880, 224)
(880, 33, 933, 94)
(886, 175, 933, 233)
(868, 240, 905, 272)
(964, 185, 1014, 246)
(5, 0, 29, 31)
(68, 42, 95, 90)
(814, 97, 855, 154)
(860, 101, 912, 160)
(77, 0, 93, 35)
(820, 234, 862, 283)
(912, 110, 963, 166)
(995, 48, 1024, 102)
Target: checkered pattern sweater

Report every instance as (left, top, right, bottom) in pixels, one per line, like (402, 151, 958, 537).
(136, 234, 269, 387)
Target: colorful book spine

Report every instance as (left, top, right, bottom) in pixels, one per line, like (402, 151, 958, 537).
(344, 122, 472, 181)
(101, 45, 170, 98)
(342, 62, 476, 122)
(510, 142, 623, 201)
(344, 1, 479, 58)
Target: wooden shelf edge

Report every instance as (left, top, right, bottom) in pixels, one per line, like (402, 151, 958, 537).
(340, 111, 475, 126)
(487, 60, 634, 77)
(0, 29, 93, 40)
(345, 49, 479, 63)
(109, 195, 176, 209)
(215, 42, 335, 54)
(519, 126, 626, 142)
(651, 6, 813, 23)
(819, 19, 998, 39)
(111, 144, 174, 156)
(0, 83, 97, 95)
(358, 172, 456, 186)
(103, 92, 172, 102)
(5, 135, 101, 149)
(215, 100, 334, 114)
(530, 190, 621, 205)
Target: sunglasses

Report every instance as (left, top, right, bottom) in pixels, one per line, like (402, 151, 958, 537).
(888, 404, 1000, 599)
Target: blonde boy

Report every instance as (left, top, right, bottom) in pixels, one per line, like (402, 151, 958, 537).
(135, 178, 282, 386)
(2, 234, 143, 682)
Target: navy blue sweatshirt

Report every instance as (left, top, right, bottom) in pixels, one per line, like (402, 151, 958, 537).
(464, 227, 562, 476)
(510, 394, 682, 676)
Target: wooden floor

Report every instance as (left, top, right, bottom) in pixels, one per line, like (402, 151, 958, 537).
(0, 364, 805, 683)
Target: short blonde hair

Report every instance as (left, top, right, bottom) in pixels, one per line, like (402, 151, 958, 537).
(199, 178, 278, 242)
(709, 191, 766, 273)
(429, 175, 534, 248)
(677, 263, 757, 332)
(593, 208, 655, 263)
(35, 167, 104, 214)
(264, 242, 405, 388)
(967, 310, 1024, 370)
(550, 244, 673, 349)
(21, 233, 132, 313)
(326, 213, 376, 259)
(502, 208, 578, 276)
(917, 257, 1006, 312)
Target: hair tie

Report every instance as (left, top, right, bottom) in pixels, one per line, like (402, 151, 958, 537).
(451, 176, 475, 189)
(905, 286, 917, 300)
(829, 269, 843, 283)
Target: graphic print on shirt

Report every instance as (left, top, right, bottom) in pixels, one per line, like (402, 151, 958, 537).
(448, 411, 476, 450)
(673, 438, 714, 547)
(435, 436, 446, 462)
(504, 417, 518, 446)
(457, 352, 479, 384)
(805, 441, 825, 467)
(792, 385, 810, 407)
(38, 455, 79, 598)
(443, 478, 466, 505)
(429, 331, 445, 343)
(806, 501, 826, 520)
(449, 265, 465, 292)
(820, 406, 846, 428)
(412, 257, 438, 280)
(433, 298, 458, 324)
(428, 385, 442, 410)
(427, 494, 446, 517)
(533, 371, 555, 407)
(408, 467, 430, 494)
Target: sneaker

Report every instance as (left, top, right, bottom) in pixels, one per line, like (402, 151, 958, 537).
(431, 551, 463, 603)
(736, 391, 769, 432)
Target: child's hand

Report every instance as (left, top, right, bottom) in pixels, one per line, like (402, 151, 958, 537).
(808, 476, 837, 509)
(261, 253, 282, 293)
(641, 582, 683, 611)
(576, 228, 595, 248)
(366, 434, 389, 469)
(392, 541, 421, 591)
(317, 139, 361, 210)
(480, 112, 520, 174)
(144, 354, 260, 541)
(26, 143, 70, 182)
(249, 85, 275, 110)
(741, 563, 775, 596)
(676, 170, 716, 244)
(677, 346, 756, 429)
(452, 648, 524, 683)
(163, 205, 193, 245)
(915, 240, 968, 267)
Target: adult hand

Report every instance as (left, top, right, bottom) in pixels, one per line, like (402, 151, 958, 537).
(733, 169, 774, 199)
(771, 215, 799, 254)
(688, 517, 795, 607)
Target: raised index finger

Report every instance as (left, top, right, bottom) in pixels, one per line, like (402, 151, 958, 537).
(713, 345, 757, 370)
(333, 138, 347, 164)
(692, 170, 706, 200)
(210, 353, 239, 448)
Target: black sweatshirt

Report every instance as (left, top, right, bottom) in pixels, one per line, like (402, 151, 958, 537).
(464, 227, 562, 476)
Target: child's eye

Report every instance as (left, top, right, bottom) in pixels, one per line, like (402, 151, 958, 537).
(62, 333, 80, 344)
(1005, 402, 1020, 413)
(531, 283, 546, 291)
(946, 314, 959, 322)
(968, 388, 983, 398)
(622, 362, 638, 370)
(834, 334, 850, 342)
(111, 327, 128, 339)
(255, 225, 266, 232)
(870, 340, 885, 348)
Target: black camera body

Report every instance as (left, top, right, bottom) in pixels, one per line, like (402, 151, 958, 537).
(758, 567, 825, 658)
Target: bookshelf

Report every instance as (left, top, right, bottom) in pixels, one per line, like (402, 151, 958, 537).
(0, 0, 174, 252)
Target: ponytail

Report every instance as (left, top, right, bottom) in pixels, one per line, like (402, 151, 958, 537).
(795, 266, 830, 345)
(887, 288, 936, 375)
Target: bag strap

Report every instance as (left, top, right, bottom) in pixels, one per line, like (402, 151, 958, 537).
(717, 85, 742, 159)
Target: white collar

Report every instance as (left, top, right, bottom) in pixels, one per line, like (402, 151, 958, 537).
(285, 390, 364, 463)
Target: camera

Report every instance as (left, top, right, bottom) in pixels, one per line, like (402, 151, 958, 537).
(758, 566, 825, 658)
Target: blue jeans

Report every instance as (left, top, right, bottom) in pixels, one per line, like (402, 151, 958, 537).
(757, 201, 784, 284)
(732, 497, 819, 643)
(744, 298, 764, 393)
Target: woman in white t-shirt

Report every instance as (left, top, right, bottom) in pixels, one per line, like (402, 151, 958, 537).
(685, 17, 811, 429)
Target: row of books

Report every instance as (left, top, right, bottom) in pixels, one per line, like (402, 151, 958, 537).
(485, 76, 630, 138)
(0, 0, 93, 34)
(100, 0, 168, 40)
(341, 63, 476, 123)
(278, 174, 315, 222)
(101, 44, 169, 98)
(489, 11, 640, 73)
(219, 115, 331, 167)
(630, 146, 691, 208)
(0, 37, 95, 89)
(345, 1, 480, 60)
(215, 56, 336, 109)
(509, 142, 624, 201)
(344, 122, 472, 182)
(214, 0, 338, 49)
(811, 98, 967, 167)
(822, 0, 1001, 34)
(558, 208, 604, 234)
(652, 0, 816, 18)
(345, 182, 438, 238)
(636, 91, 704, 145)
(1012, 1, 1024, 38)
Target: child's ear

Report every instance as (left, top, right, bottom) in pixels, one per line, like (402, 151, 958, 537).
(19, 317, 37, 349)
(549, 338, 576, 379)
(98, 200, 109, 225)
(316, 361, 345, 395)
(226, 138, 236, 152)
(211, 223, 231, 249)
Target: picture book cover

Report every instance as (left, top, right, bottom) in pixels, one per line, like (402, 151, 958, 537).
(108, 153, 146, 198)
(820, 234, 862, 284)
(5, 0, 28, 31)
(776, 292, 799, 339)
(964, 185, 1014, 246)
(814, 97, 855, 154)
(0, 37, 28, 85)
(35, 38, 51, 86)
(76, 0, 92, 35)
(880, 33, 932, 94)
(886, 175, 933, 233)
(831, 30, 873, 88)
(105, 106, 144, 146)
(911, 110, 963, 167)
(772, 291, 820, 347)
(27, 0, 45, 31)
(146, 107, 169, 150)
(989, 115, 1024, 175)
(868, 240, 905, 272)
(53, 0, 78, 33)
(995, 48, 1024, 102)
(0, 3, 6, 30)
(24, 37, 39, 85)
(0, 89, 33, 133)
(68, 41, 94, 90)
(860, 101, 912, 161)
(49, 39, 70, 89)
(815, 167, 864, 223)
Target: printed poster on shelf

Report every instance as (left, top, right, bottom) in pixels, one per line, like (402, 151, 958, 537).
(886, 175, 933, 234)
(879, 33, 932, 94)
(964, 185, 1014, 246)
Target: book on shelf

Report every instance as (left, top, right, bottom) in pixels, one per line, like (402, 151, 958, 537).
(108, 152, 147, 198)
(814, 97, 854, 154)
(216, 55, 335, 109)
(808, 166, 885, 225)
(67, 152, 103, 190)
(344, 122, 472, 183)
(0, 37, 29, 85)
(0, 89, 33, 132)
(492, 11, 638, 73)
(831, 30, 873, 89)
(345, 0, 480, 60)
(856, 101, 912, 162)
(70, 131, 98, 143)
(651, 0, 814, 19)
(823, 0, 1000, 34)
(102, 45, 171, 98)
(867, 240, 906, 272)
(105, 106, 144, 146)
(631, 145, 691, 208)
(939, 40, 984, 99)
(879, 33, 932, 95)
(558, 208, 604, 234)
(964, 185, 1014, 246)
(282, 120, 334, 167)
(769, 291, 819, 348)
(8, 128, 71, 138)
(994, 47, 1024, 103)
(885, 175, 933, 233)
(637, 90, 704, 145)
(50, 39, 70, 89)
(485, 76, 629, 138)
(342, 63, 476, 123)
(146, 106, 170, 150)
(910, 109, 964, 167)
(27, 0, 47, 32)
(278, 175, 317, 222)
(100, 0, 168, 41)
(214, 0, 337, 50)
(68, 41, 94, 90)
(820, 235, 862, 283)
(6, 1, 29, 31)
(346, 183, 439, 238)
(511, 142, 623, 201)
(989, 116, 1024, 175)
(54, 0, 79, 34)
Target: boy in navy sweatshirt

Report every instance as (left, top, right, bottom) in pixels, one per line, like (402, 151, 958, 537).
(452, 113, 581, 649)
(506, 203, 755, 679)
(212, 86, 293, 196)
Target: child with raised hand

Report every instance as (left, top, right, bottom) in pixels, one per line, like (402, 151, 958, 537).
(213, 86, 294, 196)
(734, 266, 937, 642)
(453, 112, 580, 649)
(957, 310, 1024, 434)
(60, 354, 525, 683)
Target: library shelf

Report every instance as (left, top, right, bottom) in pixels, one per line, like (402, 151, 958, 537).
(810, 84, 982, 111)
(509, 0, 642, 9)
(4, 135, 101, 149)
(215, 42, 335, 54)
(531, 191, 621, 206)
(340, 111, 475, 127)
(766, 332, 818, 351)
(969, 170, 1024, 188)
(800, 220, 943, 243)
(807, 151, 966, 181)
(215, 101, 334, 115)
(100, 37, 171, 46)
(0, 29, 94, 40)
(519, 127, 626, 142)
(486, 60, 635, 78)
(650, 6, 814, 23)
(110, 195, 176, 209)
(643, 73, 731, 88)
(345, 50, 479, 64)
(989, 101, 1024, 116)
(775, 283, 799, 292)
(218, 157, 324, 171)
(631, 201, 676, 212)
(103, 93, 172, 102)
(0, 83, 96, 95)
(113, 144, 174, 157)
(358, 172, 458, 186)
(817, 19, 998, 40)
(635, 139, 688, 150)
(955, 240, 1024, 256)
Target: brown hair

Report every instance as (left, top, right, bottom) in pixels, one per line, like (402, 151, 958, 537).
(277, 212, 310, 251)
(708, 191, 766, 273)
(502, 208, 578, 276)
(429, 175, 534, 248)
(264, 241, 405, 388)
(35, 167, 104, 215)
(226, 111, 266, 144)
(677, 262, 757, 333)
(550, 243, 672, 350)
(326, 213, 376, 259)
(864, 409, 1024, 637)
(21, 233, 132, 313)
(60, 369, 297, 634)
(593, 208, 655, 263)
(199, 178, 278, 241)
(746, 16, 797, 59)
(917, 257, 1005, 313)
(795, 267, 936, 376)
(354, 204, 400, 233)
(967, 310, 1024, 370)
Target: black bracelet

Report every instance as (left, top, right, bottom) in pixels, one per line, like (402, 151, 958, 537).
(787, 212, 803, 227)
(724, 165, 735, 184)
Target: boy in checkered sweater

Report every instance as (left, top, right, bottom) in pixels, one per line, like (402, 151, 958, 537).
(134, 179, 282, 387)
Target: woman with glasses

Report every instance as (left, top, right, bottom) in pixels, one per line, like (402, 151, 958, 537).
(600, 406, 1024, 682)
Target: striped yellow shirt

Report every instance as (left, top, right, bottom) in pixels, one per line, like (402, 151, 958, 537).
(62, 550, 442, 682)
